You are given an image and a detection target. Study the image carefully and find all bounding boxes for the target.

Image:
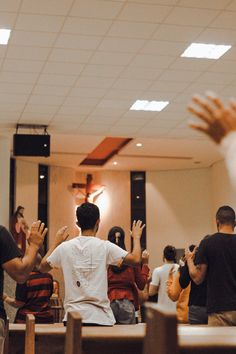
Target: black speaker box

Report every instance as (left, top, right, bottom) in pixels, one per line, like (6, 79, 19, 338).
(13, 134, 50, 157)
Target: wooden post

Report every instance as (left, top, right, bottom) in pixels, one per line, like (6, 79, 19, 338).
(24, 314, 35, 354)
(65, 312, 82, 354)
(143, 303, 179, 354)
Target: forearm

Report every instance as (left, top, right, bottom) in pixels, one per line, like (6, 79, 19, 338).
(11, 244, 39, 283)
(131, 238, 142, 263)
(40, 241, 59, 272)
(221, 132, 236, 191)
(187, 258, 202, 285)
(4, 296, 23, 308)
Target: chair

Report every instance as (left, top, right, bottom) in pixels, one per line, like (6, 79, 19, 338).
(24, 314, 35, 354)
(143, 303, 179, 354)
(64, 311, 82, 354)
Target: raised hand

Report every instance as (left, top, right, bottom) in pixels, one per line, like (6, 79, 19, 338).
(54, 226, 69, 246)
(142, 249, 149, 264)
(188, 92, 236, 144)
(131, 220, 145, 240)
(28, 221, 48, 249)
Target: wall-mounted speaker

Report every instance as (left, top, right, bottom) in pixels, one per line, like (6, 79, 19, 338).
(13, 134, 50, 157)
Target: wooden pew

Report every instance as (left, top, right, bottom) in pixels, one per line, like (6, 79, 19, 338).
(24, 314, 35, 354)
(64, 312, 82, 354)
(8, 320, 236, 354)
(143, 302, 179, 354)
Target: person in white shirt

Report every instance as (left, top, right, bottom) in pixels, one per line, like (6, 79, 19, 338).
(40, 202, 145, 326)
(188, 91, 236, 191)
(149, 245, 179, 311)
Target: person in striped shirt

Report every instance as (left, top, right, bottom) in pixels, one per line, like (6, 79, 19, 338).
(4, 254, 54, 324)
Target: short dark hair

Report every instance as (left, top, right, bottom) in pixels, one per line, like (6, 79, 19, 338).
(108, 226, 126, 250)
(216, 205, 235, 226)
(163, 245, 176, 262)
(76, 202, 100, 231)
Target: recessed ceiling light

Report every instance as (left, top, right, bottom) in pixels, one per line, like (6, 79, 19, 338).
(130, 100, 169, 112)
(0, 29, 11, 45)
(181, 43, 231, 59)
(136, 143, 142, 147)
(113, 161, 118, 165)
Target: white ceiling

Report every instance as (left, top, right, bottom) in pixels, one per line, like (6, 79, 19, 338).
(1, 0, 236, 170)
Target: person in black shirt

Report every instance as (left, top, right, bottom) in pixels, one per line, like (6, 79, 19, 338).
(0, 221, 47, 353)
(186, 206, 236, 326)
(167, 245, 207, 325)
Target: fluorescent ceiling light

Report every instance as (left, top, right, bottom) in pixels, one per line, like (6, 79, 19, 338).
(136, 143, 142, 147)
(0, 29, 11, 45)
(181, 43, 231, 59)
(130, 100, 169, 112)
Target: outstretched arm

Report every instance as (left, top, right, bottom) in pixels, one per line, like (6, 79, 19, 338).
(185, 248, 207, 285)
(188, 92, 236, 190)
(123, 220, 145, 266)
(40, 226, 69, 273)
(3, 221, 47, 283)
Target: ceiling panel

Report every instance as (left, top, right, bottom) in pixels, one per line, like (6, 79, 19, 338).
(0, 1, 233, 170)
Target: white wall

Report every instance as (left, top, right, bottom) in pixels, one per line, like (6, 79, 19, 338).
(146, 169, 213, 271)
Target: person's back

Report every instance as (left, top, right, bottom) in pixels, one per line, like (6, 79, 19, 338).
(107, 226, 149, 324)
(55, 235, 127, 325)
(196, 232, 236, 314)
(153, 263, 179, 309)
(14, 271, 54, 323)
(40, 202, 145, 325)
(188, 205, 236, 326)
(149, 245, 179, 311)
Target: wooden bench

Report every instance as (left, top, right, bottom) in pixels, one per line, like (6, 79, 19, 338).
(8, 319, 236, 354)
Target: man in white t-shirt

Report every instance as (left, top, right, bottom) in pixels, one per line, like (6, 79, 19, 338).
(40, 202, 145, 325)
(149, 245, 179, 311)
(188, 92, 236, 191)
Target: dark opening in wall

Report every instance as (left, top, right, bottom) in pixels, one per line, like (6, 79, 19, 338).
(130, 171, 146, 250)
(38, 164, 49, 254)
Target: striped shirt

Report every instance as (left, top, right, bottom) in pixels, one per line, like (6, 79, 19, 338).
(14, 271, 54, 324)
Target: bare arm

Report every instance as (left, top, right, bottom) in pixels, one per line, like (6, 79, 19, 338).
(149, 283, 159, 297)
(3, 294, 24, 309)
(185, 249, 207, 285)
(122, 220, 145, 266)
(3, 221, 47, 283)
(166, 268, 182, 302)
(40, 226, 69, 273)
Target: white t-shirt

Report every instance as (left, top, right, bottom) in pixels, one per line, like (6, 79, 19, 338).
(47, 236, 128, 325)
(151, 263, 179, 311)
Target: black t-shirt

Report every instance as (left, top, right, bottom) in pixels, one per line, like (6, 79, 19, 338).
(195, 232, 236, 314)
(0, 226, 22, 321)
(179, 264, 207, 307)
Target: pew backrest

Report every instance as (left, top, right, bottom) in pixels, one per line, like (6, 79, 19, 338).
(143, 303, 179, 354)
(24, 314, 35, 354)
(64, 312, 82, 354)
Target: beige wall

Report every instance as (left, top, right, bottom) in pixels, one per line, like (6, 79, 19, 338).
(16, 159, 236, 298)
(15, 160, 38, 225)
(146, 169, 214, 271)
(211, 159, 236, 216)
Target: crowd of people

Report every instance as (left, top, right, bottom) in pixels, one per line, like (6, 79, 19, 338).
(0, 92, 236, 352)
